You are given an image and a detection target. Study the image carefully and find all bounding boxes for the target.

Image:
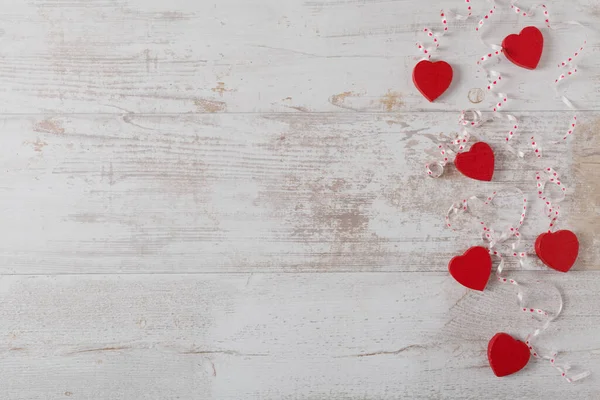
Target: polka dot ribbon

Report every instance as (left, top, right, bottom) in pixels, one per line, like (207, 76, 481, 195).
(445, 189, 532, 301)
(416, 2, 473, 60)
(445, 188, 526, 257)
(473, 0, 525, 158)
(536, 167, 567, 232)
(419, 4, 468, 178)
(429, 0, 590, 382)
(476, 1, 585, 159)
(476, 27, 521, 158)
(512, 166, 587, 382)
(422, 2, 584, 164)
(511, 167, 569, 263)
(445, 186, 589, 382)
(425, 111, 477, 178)
(524, 283, 590, 383)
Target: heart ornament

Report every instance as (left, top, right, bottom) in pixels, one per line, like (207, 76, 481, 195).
(502, 26, 544, 70)
(454, 142, 495, 181)
(448, 246, 492, 291)
(413, 60, 453, 102)
(488, 333, 531, 377)
(535, 230, 579, 272)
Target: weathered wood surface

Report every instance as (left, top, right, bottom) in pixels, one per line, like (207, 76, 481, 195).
(0, 0, 599, 398)
(0, 0, 598, 114)
(1, 112, 598, 273)
(0, 273, 599, 399)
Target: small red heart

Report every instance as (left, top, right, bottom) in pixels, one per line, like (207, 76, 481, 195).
(412, 60, 453, 102)
(535, 230, 579, 272)
(454, 142, 495, 181)
(448, 246, 491, 291)
(502, 26, 544, 70)
(488, 333, 531, 377)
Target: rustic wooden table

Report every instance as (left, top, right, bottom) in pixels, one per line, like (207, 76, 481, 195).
(1, 0, 599, 398)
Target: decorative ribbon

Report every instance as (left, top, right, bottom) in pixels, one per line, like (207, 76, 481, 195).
(419, 2, 479, 179)
(445, 185, 588, 382)
(425, 1, 587, 173)
(416, 2, 474, 59)
(529, 116, 578, 159)
(475, 2, 498, 32)
(475, 8, 522, 158)
(425, 113, 473, 178)
(445, 187, 526, 263)
(555, 39, 585, 107)
(425, 108, 500, 178)
(475, 1, 586, 159)
(524, 285, 590, 383)
(527, 166, 590, 381)
(509, 1, 550, 26)
(430, 0, 590, 382)
(510, 1, 585, 156)
(513, 162, 587, 381)
(536, 167, 566, 231)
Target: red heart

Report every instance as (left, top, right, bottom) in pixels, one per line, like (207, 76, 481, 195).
(454, 142, 495, 181)
(535, 230, 579, 272)
(502, 26, 544, 70)
(448, 246, 491, 291)
(488, 333, 531, 377)
(412, 60, 453, 102)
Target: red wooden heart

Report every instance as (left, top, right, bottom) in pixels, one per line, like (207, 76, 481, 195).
(448, 246, 491, 291)
(454, 142, 495, 181)
(535, 230, 579, 272)
(412, 60, 453, 102)
(488, 333, 531, 377)
(502, 26, 544, 70)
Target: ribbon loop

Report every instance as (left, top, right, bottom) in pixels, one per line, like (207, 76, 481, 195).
(437, 0, 589, 383)
(445, 188, 526, 251)
(536, 167, 566, 231)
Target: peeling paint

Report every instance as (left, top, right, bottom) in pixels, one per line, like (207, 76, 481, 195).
(33, 119, 65, 135)
(211, 82, 235, 97)
(379, 90, 404, 111)
(571, 117, 600, 269)
(194, 98, 227, 113)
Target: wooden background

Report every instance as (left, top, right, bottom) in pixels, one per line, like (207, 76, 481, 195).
(1, 0, 599, 398)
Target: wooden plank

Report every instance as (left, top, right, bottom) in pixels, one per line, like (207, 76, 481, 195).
(0, 1, 596, 399)
(0, 112, 596, 273)
(0, 272, 598, 399)
(0, 0, 597, 113)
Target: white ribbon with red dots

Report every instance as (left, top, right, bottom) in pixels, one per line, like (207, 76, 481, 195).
(425, 111, 477, 178)
(476, 39, 522, 158)
(527, 166, 590, 381)
(536, 167, 566, 231)
(445, 189, 538, 313)
(424, 0, 591, 381)
(524, 284, 590, 383)
(424, 1, 586, 173)
(555, 39, 585, 106)
(445, 186, 589, 382)
(509, 1, 550, 26)
(416, 2, 475, 59)
(475, 1, 586, 159)
(445, 187, 527, 263)
(510, 167, 568, 262)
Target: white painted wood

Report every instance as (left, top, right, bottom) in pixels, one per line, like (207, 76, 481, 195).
(1, 112, 598, 273)
(0, 0, 597, 113)
(0, 273, 598, 399)
(0, 0, 598, 398)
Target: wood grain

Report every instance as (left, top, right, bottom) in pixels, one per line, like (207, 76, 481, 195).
(0, 0, 598, 113)
(0, 112, 596, 273)
(0, 0, 599, 398)
(0, 273, 598, 399)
